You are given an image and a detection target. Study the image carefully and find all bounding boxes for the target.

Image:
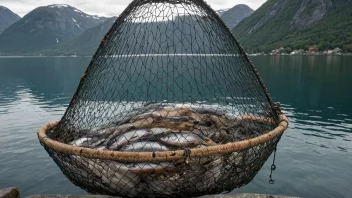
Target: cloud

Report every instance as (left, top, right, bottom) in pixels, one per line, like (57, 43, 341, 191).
(1, 0, 266, 17)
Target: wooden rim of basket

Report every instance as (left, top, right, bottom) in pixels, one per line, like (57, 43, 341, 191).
(38, 114, 289, 163)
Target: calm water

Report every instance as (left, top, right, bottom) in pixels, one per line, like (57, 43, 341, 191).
(0, 56, 351, 198)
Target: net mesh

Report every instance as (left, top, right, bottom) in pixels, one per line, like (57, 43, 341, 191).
(41, 0, 283, 197)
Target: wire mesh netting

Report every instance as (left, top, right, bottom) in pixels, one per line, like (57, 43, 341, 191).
(40, 0, 286, 197)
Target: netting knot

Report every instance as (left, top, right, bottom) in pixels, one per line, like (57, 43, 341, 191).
(274, 102, 283, 115)
(183, 148, 191, 164)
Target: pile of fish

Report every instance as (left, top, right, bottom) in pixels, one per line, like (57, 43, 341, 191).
(54, 103, 272, 196)
(68, 103, 265, 150)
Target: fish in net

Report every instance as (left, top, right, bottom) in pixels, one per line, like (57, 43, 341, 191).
(38, 0, 289, 197)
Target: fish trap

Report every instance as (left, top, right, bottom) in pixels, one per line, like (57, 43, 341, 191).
(38, 0, 289, 197)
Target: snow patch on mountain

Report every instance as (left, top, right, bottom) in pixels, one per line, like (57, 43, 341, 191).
(49, 4, 70, 8)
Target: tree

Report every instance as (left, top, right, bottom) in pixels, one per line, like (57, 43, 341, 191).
(343, 44, 352, 53)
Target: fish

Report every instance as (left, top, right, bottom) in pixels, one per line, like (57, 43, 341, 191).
(224, 114, 241, 122)
(225, 121, 263, 141)
(213, 130, 230, 143)
(115, 123, 135, 133)
(132, 117, 154, 128)
(62, 157, 98, 190)
(159, 116, 190, 123)
(87, 137, 106, 148)
(189, 106, 227, 116)
(130, 111, 162, 123)
(70, 133, 109, 148)
(210, 115, 230, 128)
(148, 128, 169, 135)
(67, 156, 143, 196)
(153, 121, 195, 130)
(96, 161, 142, 196)
(142, 173, 182, 196)
(107, 161, 142, 184)
(157, 107, 190, 117)
(69, 137, 92, 147)
(78, 126, 117, 137)
(178, 156, 223, 192)
(162, 128, 203, 136)
(197, 128, 230, 143)
(128, 162, 175, 173)
(187, 112, 203, 122)
(191, 114, 229, 128)
(121, 141, 170, 152)
(103, 123, 135, 145)
(107, 129, 150, 150)
(74, 156, 143, 196)
(159, 132, 204, 147)
(195, 157, 223, 191)
(96, 146, 107, 150)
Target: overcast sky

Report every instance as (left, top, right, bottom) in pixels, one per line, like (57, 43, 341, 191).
(1, 0, 266, 17)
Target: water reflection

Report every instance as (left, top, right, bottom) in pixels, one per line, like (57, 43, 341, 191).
(0, 56, 351, 198)
(0, 57, 89, 108)
(250, 56, 352, 152)
(236, 56, 352, 198)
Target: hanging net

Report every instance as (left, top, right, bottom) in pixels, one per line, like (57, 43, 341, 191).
(38, 0, 289, 197)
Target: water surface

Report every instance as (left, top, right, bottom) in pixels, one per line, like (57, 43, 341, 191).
(0, 56, 351, 197)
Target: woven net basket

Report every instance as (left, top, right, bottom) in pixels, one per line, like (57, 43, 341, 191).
(38, 0, 289, 197)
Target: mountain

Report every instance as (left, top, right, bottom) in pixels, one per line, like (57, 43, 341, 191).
(50, 17, 117, 56)
(0, 4, 107, 55)
(0, 6, 21, 34)
(216, 8, 230, 16)
(52, 10, 250, 56)
(220, 4, 253, 29)
(233, 0, 352, 52)
(52, 14, 234, 56)
(59, 5, 254, 56)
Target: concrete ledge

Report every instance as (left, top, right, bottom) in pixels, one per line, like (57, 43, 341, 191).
(26, 196, 115, 198)
(1, 188, 298, 198)
(0, 188, 20, 198)
(201, 194, 298, 198)
(26, 194, 298, 198)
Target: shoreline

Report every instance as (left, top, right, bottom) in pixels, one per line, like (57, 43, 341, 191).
(0, 54, 351, 58)
(0, 56, 91, 58)
(248, 54, 352, 57)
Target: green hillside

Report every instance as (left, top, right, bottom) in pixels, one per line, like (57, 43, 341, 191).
(232, 0, 352, 53)
(48, 17, 117, 56)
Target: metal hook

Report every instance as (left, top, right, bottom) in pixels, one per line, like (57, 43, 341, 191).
(269, 145, 278, 184)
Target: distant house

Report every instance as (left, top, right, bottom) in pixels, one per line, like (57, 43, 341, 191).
(308, 47, 318, 52)
(292, 49, 304, 55)
(333, 47, 342, 53)
(328, 50, 333, 54)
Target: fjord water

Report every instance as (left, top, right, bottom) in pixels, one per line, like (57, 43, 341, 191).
(0, 56, 351, 197)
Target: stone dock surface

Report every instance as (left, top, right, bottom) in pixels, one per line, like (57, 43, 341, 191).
(0, 188, 20, 198)
(1, 188, 298, 198)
